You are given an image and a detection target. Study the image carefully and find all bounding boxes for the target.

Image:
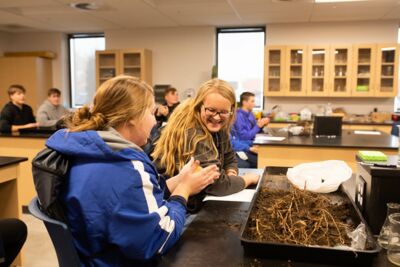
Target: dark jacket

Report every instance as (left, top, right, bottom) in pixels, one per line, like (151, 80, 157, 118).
(0, 102, 35, 133)
(155, 102, 179, 124)
(155, 126, 245, 213)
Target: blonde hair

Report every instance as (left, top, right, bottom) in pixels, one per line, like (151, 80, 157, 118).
(152, 78, 236, 177)
(67, 75, 154, 132)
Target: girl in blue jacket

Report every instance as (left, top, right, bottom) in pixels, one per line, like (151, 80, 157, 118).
(45, 76, 219, 266)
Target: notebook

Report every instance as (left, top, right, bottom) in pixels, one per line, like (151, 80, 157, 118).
(357, 151, 388, 161)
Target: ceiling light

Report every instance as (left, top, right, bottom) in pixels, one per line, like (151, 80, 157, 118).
(70, 2, 103, 11)
(315, 0, 367, 3)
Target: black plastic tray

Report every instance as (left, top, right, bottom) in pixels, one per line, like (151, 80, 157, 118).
(240, 167, 381, 266)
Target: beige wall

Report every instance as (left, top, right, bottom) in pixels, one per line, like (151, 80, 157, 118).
(267, 20, 398, 44)
(0, 31, 11, 56)
(265, 20, 399, 114)
(106, 27, 215, 100)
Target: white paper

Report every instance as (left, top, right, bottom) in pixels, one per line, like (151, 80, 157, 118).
(254, 134, 286, 142)
(354, 130, 381, 135)
(203, 189, 256, 202)
(236, 151, 248, 160)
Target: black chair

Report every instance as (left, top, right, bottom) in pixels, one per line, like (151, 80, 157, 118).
(28, 197, 81, 267)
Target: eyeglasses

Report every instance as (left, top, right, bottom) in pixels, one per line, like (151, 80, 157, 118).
(203, 106, 233, 118)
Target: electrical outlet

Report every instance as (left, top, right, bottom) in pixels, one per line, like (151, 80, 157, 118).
(356, 174, 366, 212)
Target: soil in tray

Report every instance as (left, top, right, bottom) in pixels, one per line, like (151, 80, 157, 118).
(244, 186, 355, 247)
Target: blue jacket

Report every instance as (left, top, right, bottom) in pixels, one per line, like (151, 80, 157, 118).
(46, 128, 187, 266)
(232, 109, 260, 141)
(230, 134, 253, 152)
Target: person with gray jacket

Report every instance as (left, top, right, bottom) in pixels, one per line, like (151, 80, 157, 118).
(37, 88, 69, 127)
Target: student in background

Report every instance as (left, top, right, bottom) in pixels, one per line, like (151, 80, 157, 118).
(230, 135, 258, 169)
(36, 88, 69, 128)
(0, 218, 27, 267)
(155, 87, 180, 125)
(36, 76, 219, 265)
(0, 84, 38, 133)
(232, 92, 269, 141)
(152, 79, 259, 213)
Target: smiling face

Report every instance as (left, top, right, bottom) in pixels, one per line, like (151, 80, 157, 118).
(200, 93, 232, 133)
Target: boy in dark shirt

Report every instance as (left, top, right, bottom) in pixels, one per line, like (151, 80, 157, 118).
(155, 87, 180, 125)
(0, 84, 38, 133)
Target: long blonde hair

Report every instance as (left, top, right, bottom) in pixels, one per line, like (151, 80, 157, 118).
(152, 78, 236, 177)
(67, 75, 154, 132)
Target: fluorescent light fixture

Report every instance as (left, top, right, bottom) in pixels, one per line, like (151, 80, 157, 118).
(315, 0, 367, 3)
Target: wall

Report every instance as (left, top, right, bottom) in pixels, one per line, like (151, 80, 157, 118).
(265, 20, 399, 114)
(4, 32, 69, 104)
(106, 27, 215, 101)
(0, 31, 11, 56)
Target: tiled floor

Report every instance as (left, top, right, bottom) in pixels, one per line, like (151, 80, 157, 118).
(20, 213, 57, 267)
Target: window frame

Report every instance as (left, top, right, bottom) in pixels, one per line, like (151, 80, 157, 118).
(67, 32, 105, 108)
(216, 26, 266, 110)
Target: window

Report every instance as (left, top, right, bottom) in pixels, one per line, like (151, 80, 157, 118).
(217, 27, 265, 109)
(69, 33, 105, 107)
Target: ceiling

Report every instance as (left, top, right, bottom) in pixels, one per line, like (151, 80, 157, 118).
(0, 0, 399, 33)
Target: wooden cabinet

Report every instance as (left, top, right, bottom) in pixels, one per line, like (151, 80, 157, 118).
(352, 44, 376, 97)
(287, 46, 307, 96)
(306, 45, 330, 96)
(329, 46, 353, 96)
(264, 46, 285, 96)
(352, 44, 399, 97)
(264, 45, 307, 96)
(265, 44, 398, 98)
(0, 56, 53, 112)
(375, 44, 398, 97)
(96, 49, 152, 88)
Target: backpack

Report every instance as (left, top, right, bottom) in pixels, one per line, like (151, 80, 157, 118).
(31, 147, 70, 222)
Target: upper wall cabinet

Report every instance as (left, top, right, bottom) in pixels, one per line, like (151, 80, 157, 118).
(306, 45, 330, 97)
(264, 44, 398, 97)
(96, 49, 152, 88)
(351, 44, 376, 97)
(352, 44, 399, 97)
(264, 45, 307, 96)
(375, 44, 398, 97)
(329, 45, 353, 97)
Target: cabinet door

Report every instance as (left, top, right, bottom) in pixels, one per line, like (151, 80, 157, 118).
(120, 49, 152, 85)
(329, 46, 352, 96)
(285, 46, 307, 96)
(264, 46, 286, 96)
(375, 44, 398, 97)
(120, 50, 142, 79)
(96, 50, 120, 88)
(352, 45, 376, 96)
(307, 46, 330, 96)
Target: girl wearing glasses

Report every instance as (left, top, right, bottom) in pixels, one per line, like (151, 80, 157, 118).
(152, 79, 259, 213)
